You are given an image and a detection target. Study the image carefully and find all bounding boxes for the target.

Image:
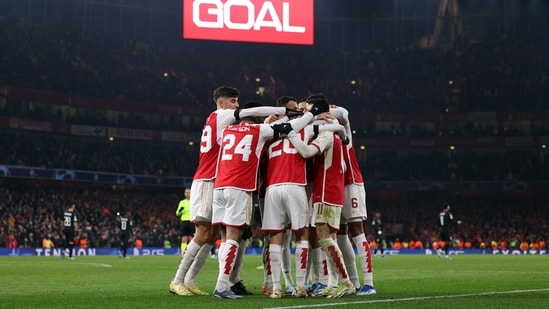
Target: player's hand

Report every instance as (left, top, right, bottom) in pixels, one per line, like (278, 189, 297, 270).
(285, 108, 303, 119)
(457, 220, 462, 224)
(264, 114, 279, 124)
(315, 111, 334, 121)
(309, 98, 330, 116)
(272, 123, 293, 135)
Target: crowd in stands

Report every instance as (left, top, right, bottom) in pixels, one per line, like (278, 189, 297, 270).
(1, 181, 547, 253)
(0, 130, 198, 177)
(0, 180, 181, 250)
(1, 130, 547, 182)
(1, 15, 548, 116)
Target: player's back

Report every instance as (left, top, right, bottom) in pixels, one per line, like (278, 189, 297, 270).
(266, 133, 307, 187)
(343, 144, 364, 185)
(214, 123, 270, 191)
(311, 131, 345, 206)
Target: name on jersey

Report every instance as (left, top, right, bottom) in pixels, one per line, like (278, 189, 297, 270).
(231, 126, 252, 132)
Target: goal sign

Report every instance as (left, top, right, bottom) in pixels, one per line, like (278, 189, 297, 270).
(183, 0, 314, 45)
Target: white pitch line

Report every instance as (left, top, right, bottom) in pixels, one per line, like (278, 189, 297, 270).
(264, 288, 549, 309)
(87, 263, 112, 267)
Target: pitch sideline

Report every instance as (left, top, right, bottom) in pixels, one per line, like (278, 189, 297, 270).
(264, 288, 549, 309)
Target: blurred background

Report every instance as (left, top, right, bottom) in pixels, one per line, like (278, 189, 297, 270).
(0, 0, 547, 253)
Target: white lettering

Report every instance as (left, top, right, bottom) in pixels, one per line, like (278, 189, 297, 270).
(282, 3, 304, 33)
(141, 249, 165, 256)
(193, 0, 305, 32)
(254, 1, 281, 31)
(225, 0, 254, 30)
(193, 0, 223, 29)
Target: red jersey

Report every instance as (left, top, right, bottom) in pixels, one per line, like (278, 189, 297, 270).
(266, 131, 307, 188)
(310, 132, 346, 206)
(193, 109, 240, 181)
(343, 144, 364, 185)
(193, 106, 287, 181)
(214, 122, 274, 191)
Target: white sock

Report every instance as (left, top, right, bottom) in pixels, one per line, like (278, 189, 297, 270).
(269, 244, 283, 291)
(281, 230, 294, 287)
(218, 242, 226, 263)
(263, 235, 271, 286)
(337, 234, 359, 288)
(319, 237, 349, 282)
(173, 240, 201, 283)
(229, 239, 247, 285)
(313, 247, 328, 285)
(184, 243, 213, 283)
(215, 239, 239, 291)
(294, 240, 309, 287)
(304, 242, 313, 285)
(353, 233, 374, 287)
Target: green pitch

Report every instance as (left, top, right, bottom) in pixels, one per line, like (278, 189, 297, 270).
(1, 254, 547, 309)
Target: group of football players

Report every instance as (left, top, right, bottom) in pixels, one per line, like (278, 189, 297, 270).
(168, 85, 377, 299)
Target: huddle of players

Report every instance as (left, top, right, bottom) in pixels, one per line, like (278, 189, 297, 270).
(168, 86, 377, 299)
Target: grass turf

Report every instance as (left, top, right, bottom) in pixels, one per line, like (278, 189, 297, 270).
(1, 254, 548, 309)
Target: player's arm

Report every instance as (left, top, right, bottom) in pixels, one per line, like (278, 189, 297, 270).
(270, 98, 331, 140)
(328, 106, 349, 127)
(287, 130, 332, 159)
(328, 106, 354, 143)
(239, 106, 303, 122)
(317, 122, 347, 141)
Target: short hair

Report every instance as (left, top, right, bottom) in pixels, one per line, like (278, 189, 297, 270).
(306, 93, 329, 104)
(276, 96, 297, 107)
(241, 101, 264, 124)
(213, 86, 240, 103)
(243, 101, 262, 109)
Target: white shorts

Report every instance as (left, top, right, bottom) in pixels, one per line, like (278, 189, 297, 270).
(190, 180, 214, 223)
(341, 183, 367, 223)
(212, 188, 253, 227)
(311, 202, 341, 231)
(262, 184, 309, 232)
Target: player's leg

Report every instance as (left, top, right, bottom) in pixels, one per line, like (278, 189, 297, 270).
(267, 231, 284, 298)
(287, 185, 310, 297)
(313, 203, 354, 298)
(336, 222, 360, 289)
(214, 226, 244, 298)
(171, 180, 213, 293)
(213, 189, 251, 299)
(230, 225, 253, 295)
(344, 184, 376, 295)
(293, 228, 309, 297)
(349, 220, 376, 295)
(183, 224, 219, 295)
(281, 228, 294, 293)
(262, 186, 291, 298)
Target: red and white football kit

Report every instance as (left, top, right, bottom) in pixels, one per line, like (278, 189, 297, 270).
(342, 144, 368, 222)
(288, 129, 346, 230)
(191, 107, 286, 222)
(213, 122, 279, 227)
(262, 130, 309, 233)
